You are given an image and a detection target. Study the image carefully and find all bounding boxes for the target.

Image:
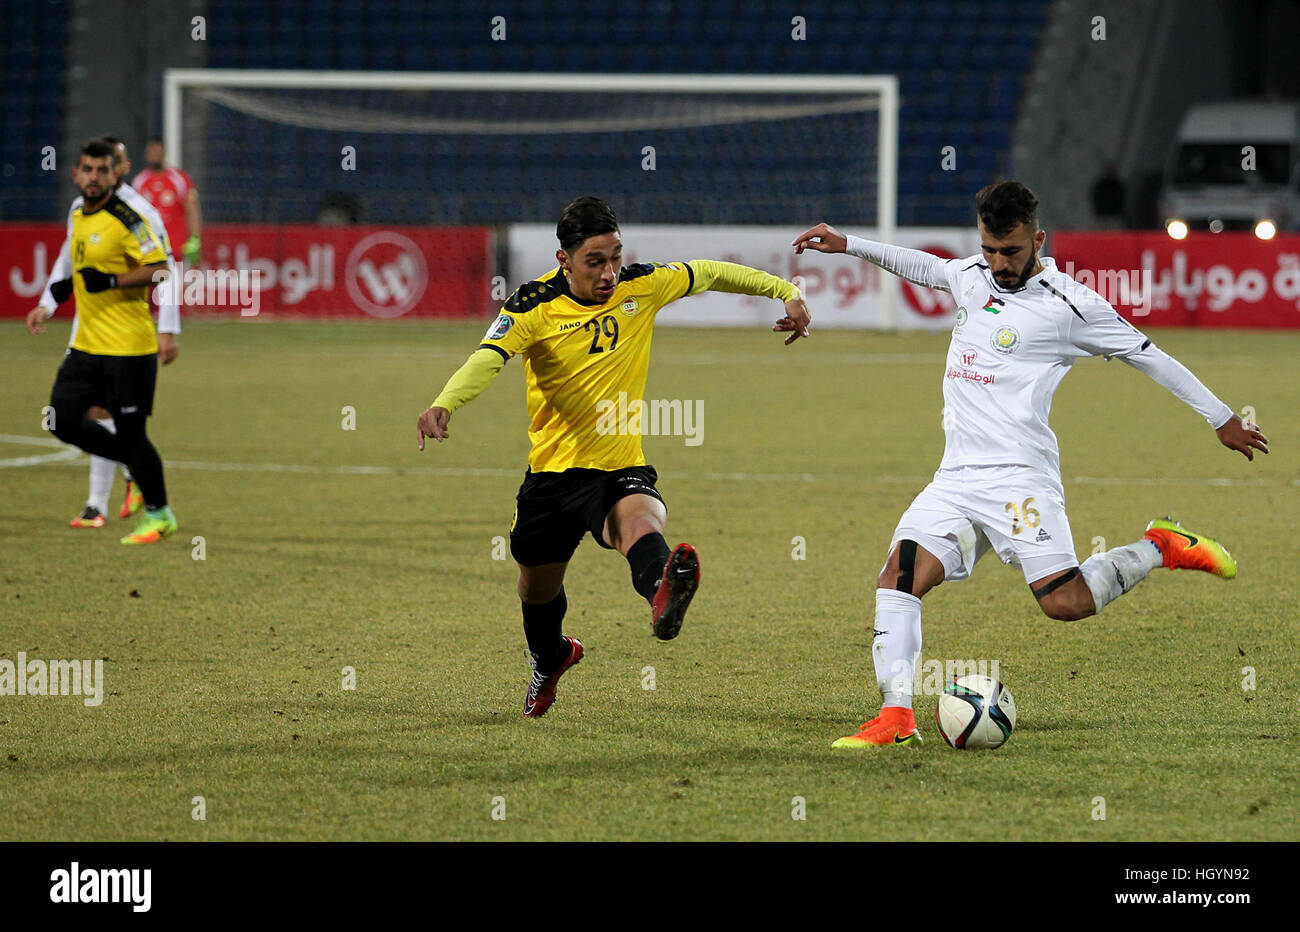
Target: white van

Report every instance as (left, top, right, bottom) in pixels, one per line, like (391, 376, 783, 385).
(1159, 100, 1300, 238)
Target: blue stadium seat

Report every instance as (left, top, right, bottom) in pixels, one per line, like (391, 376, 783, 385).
(173, 0, 1053, 225)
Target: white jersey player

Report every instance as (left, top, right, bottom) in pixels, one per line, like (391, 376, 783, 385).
(29, 137, 180, 528)
(792, 181, 1269, 749)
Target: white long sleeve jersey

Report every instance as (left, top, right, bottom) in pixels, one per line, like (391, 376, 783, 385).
(40, 184, 181, 335)
(846, 235, 1233, 477)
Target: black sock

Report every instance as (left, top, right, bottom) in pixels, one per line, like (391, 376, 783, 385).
(522, 588, 568, 672)
(627, 533, 671, 605)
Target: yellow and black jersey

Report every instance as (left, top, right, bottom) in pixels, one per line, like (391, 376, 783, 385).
(69, 194, 168, 356)
(432, 258, 798, 473)
(480, 261, 697, 473)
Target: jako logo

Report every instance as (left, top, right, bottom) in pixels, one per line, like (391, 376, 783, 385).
(345, 232, 428, 318)
(49, 862, 151, 912)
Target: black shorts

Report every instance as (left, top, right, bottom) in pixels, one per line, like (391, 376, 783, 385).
(50, 348, 158, 419)
(510, 465, 665, 567)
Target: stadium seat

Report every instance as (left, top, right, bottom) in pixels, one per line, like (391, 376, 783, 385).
(155, 0, 1057, 225)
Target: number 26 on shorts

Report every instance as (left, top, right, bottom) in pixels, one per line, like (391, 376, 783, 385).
(1004, 497, 1040, 536)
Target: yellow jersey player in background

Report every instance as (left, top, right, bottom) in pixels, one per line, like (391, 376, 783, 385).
(418, 196, 811, 717)
(26, 138, 178, 545)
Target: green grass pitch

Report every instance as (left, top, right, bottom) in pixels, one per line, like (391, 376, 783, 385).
(1, 318, 1296, 841)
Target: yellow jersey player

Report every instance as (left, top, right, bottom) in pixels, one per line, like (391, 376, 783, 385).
(34, 136, 180, 529)
(418, 196, 811, 717)
(26, 138, 178, 545)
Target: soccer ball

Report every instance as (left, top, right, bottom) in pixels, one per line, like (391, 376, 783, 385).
(935, 674, 1017, 750)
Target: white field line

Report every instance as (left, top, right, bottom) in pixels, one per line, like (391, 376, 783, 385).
(1, 435, 1292, 486)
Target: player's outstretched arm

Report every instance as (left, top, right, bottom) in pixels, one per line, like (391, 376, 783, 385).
(417, 346, 507, 451)
(792, 221, 951, 291)
(1119, 345, 1268, 461)
(687, 259, 810, 344)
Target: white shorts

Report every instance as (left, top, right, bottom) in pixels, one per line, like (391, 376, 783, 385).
(888, 465, 1079, 585)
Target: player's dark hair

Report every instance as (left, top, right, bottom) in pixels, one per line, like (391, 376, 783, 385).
(975, 181, 1039, 236)
(99, 135, 124, 147)
(79, 138, 115, 161)
(556, 196, 619, 252)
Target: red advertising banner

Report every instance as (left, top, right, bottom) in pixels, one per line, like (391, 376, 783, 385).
(4, 224, 65, 318)
(1, 224, 493, 318)
(1051, 232, 1300, 328)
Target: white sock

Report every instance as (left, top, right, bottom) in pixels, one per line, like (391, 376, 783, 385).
(1080, 540, 1163, 613)
(86, 418, 119, 513)
(871, 589, 923, 709)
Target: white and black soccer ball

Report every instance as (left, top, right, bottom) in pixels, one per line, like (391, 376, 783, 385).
(935, 674, 1017, 750)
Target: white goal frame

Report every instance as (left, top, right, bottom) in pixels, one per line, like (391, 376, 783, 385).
(163, 68, 900, 325)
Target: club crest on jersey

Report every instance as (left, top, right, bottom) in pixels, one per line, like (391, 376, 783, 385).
(954, 306, 968, 329)
(620, 297, 640, 317)
(990, 325, 1020, 354)
(485, 313, 513, 340)
(982, 294, 1005, 314)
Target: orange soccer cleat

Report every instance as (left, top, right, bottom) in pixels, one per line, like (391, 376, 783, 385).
(118, 480, 144, 519)
(1143, 518, 1237, 579)
(832, 706, 923, 748)
(70, 506, 106, 529)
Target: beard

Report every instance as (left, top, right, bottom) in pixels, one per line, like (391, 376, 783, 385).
(996, 245, 1039, 290)
(78, 182, 109, 207)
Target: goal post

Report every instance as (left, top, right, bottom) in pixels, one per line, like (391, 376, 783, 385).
(162, 68, 899, 325)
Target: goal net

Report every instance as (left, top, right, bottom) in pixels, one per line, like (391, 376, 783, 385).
(163, 70, 898, 320)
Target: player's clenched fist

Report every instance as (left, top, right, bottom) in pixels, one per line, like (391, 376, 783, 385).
(417, 406, 451, 451)
(773, 296, 812, 345)
(791, 222, 847, 255)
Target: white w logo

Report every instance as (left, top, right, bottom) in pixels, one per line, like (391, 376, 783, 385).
(356, 253, 418, 305)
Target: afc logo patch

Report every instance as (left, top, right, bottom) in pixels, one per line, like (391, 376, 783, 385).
(485, 313, 513, 341)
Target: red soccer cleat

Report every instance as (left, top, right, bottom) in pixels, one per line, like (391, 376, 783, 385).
(651, 544, 699, 641)
(523, 636, 583, 717)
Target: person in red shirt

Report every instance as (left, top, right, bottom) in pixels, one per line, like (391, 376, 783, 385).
(133, 139, 203, 267)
